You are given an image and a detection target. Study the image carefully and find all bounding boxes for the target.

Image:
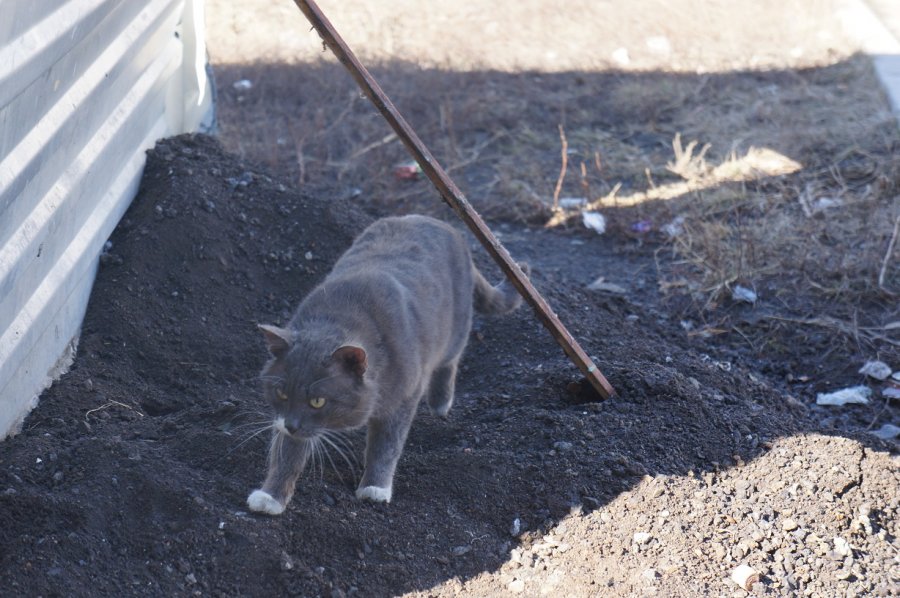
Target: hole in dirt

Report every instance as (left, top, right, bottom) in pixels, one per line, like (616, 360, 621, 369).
(564, 378, 609, 404)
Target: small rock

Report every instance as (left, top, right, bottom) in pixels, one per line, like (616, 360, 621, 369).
(833, 537, 852, 557)
(507, 578, 525, 594)
(553, 441, 574, 452)
(634, 532, 652, 545)
(185, 573, 197, 585)
(451, 545, 471, 557)
(782, 518, 799, 532)
(711, 542, 727, 560)
(641, 568, 660, 582)
(510, 518, 522, 536)
(280, 551, 294, 571)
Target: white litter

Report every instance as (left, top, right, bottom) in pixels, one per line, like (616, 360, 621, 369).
(662, 216, 685, 238)
(558, 197, 586, 209)
(645, 36, 672, 55)
(612, 47, 630, 66)
(859, 360, 892, 381)
(812, 196, 842, 212)
(582, 211, 607, 234)
(732, 285, 758, 304)
(731, 564, 760, 590)
(586, 277, 627, 293)
(815, 385, 871, 406)
(232, 79, 253, 91)
(870, 423, 900, 441)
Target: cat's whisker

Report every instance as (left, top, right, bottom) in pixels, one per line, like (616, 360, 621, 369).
(223, 419, 274, 435)
(311, 438, 325, 481)
(226, 424, 275, 456)
(317, 436, 347, 484)
(321, 431, 359, 473)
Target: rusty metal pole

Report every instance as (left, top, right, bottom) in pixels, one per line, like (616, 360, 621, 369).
(292, 0, 616, 399)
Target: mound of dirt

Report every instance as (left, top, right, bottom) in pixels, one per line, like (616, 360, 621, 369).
(0, 135, 895, 597)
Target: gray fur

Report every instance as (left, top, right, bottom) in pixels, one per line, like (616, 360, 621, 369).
(248, 215, 524, 512)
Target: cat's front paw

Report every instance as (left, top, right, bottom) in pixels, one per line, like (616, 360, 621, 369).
(247, 489, 285, 515)
(356, 485, 392, 503)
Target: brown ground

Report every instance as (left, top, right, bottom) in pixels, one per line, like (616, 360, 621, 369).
(2, 1, 899, 597)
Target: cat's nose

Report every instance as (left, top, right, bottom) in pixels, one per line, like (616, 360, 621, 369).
(283, 419, 300, 435)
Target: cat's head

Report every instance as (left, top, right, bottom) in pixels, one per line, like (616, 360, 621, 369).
(258, 324, 375, 439)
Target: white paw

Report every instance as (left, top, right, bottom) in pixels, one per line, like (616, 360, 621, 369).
(356, 485, 392, 503)
(431, 402, 452, 418)
(247, 490, 285, 515)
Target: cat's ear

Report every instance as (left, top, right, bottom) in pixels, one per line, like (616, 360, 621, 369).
(258, 324, 293, 358)
(331, 345, 367, 378)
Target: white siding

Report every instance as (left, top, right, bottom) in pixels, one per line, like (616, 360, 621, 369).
(0, 0, 214, 438)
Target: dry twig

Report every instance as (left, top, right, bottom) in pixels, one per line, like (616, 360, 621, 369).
(551, 124, 568, 211)
(878, 213, 900, 290)
(85, 400, 144, 420)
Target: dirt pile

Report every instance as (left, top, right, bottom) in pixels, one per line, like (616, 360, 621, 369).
(0, 135, 895, 597)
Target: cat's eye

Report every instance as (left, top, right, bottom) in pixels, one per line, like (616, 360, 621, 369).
(275, 388, 288, 401)
(309, 397, 326, 409)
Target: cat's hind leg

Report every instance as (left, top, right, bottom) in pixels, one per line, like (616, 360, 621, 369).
(426, 360, 459, 418)
(356, 401, 418, 503)
(247, 432, 310, 516)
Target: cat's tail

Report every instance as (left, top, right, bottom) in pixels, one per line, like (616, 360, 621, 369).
(472, 263, 530, 315)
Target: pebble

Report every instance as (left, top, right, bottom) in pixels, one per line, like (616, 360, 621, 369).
(642, 568, 660, 582)
(510, 518, 522, 536)
(833, 537, 852, 557)
(634, 532, 652, 545)
(452, 545, 471, 557)
(507, 578, 525, 593)
(782, 518, 799, 531)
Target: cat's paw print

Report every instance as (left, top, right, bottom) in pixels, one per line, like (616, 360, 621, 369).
(247, 489, 285, 515)
(356, 485, 392, 503)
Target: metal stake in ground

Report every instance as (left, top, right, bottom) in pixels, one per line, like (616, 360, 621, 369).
(292, 0, 616, 400)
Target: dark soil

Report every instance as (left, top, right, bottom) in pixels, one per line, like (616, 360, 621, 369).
(1, 135, 896, 597)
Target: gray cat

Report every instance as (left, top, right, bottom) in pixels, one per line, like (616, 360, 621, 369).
(247, 215, 526, 514)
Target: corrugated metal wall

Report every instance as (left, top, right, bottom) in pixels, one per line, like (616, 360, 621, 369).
(0, 0, 215, 438)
